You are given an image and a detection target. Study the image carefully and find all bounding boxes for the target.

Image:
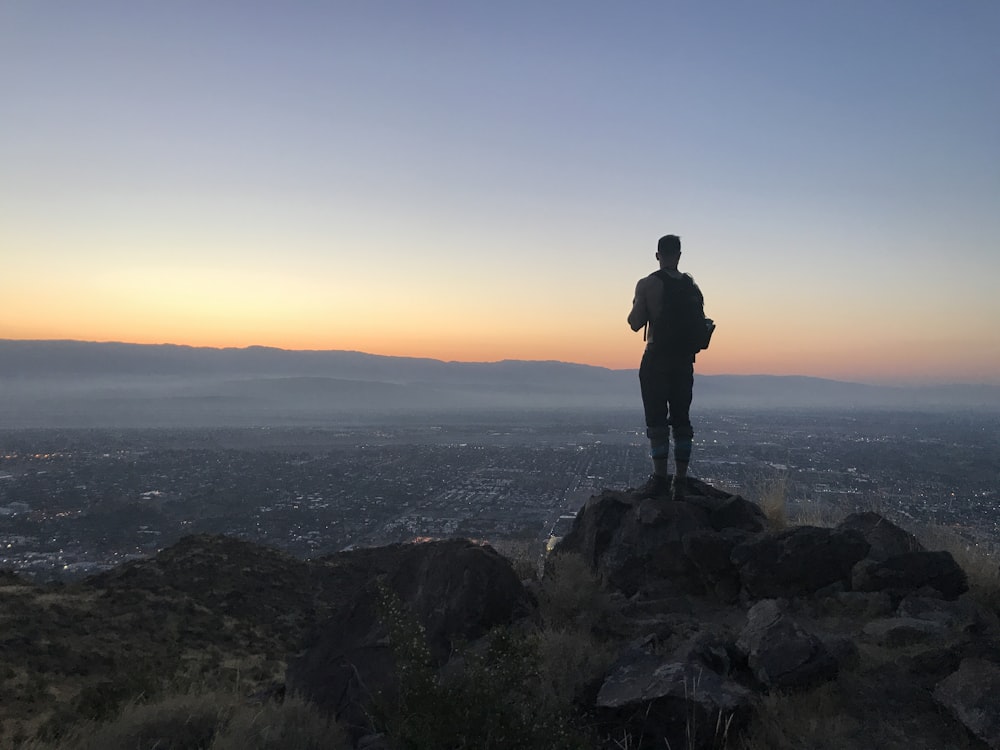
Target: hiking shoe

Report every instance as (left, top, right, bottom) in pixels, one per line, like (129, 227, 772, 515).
(671, 475, 688, 500)
(634, 474, 671, 499)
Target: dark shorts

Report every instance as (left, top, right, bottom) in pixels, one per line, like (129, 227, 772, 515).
(639, 348, 694, 442)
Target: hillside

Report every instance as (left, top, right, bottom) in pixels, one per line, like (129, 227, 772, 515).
(2, 477, 999, 749)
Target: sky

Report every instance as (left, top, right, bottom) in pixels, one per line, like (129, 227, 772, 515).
(2, 2, 998, 384)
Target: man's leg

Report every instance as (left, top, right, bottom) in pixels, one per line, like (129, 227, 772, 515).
(637, 351, 671, 497)
(667, 359, 695, 497)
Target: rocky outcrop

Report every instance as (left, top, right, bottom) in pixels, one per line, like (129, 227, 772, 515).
(7, 477, 997, 750)
(554, 480, 764, 598)
(551, 480, 999, 748)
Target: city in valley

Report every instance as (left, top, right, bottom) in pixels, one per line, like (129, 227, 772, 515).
(1, 409, 997, 579)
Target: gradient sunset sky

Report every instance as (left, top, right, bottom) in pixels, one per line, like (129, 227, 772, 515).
(2, 2, 998, 383)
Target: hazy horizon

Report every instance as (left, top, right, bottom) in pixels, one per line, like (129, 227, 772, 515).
(2, 340, 998, 431)
(3, 336, 999, 388)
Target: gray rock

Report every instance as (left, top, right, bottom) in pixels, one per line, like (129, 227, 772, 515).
(596, 648, 752, 750)
(683, 530, 743, 603)
(805, 590, 894, 621)
(707, 495, 768, 533)
(852, 550, 968, 601)
(837, 512, 924, 561)
(555, 489, 721, 596)
(934, 658, 1000, 749)
(736, 599, 839, 689)
(898, 594, 989, 632)
(732, 526, 870, 600)
(862, 617, 949, 647)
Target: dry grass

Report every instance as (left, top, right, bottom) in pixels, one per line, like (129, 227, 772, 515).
(20, 689, 348, 750)
(739, 471, 791, 529)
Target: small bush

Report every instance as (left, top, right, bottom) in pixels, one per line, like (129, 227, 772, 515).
(374, 582, 593, 749)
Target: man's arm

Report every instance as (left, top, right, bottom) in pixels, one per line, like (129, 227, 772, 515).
(627, 278, 648, 332)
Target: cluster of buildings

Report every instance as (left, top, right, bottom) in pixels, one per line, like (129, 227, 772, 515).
(1, 410, 996, 579)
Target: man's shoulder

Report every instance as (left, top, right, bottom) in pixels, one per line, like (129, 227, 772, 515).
(648, 269, 691, 284)
(635, 272, 659, 288)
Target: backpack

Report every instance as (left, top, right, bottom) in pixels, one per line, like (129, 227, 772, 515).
(652, 270, 716, 354)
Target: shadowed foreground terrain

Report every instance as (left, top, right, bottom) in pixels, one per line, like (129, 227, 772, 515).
(2, 477, 1000, 749)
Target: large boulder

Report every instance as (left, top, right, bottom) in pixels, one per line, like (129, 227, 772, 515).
(837, 512, 924, 561)
(285, 539, 535, 737)
(683, 482, 768, 534)
(595, 647, 752, 750)
(555, 486, 764, 597)
(934, 658, 1000, 749)
(898, 594, 997, 635)
(852, 550, 968, 601)
(732, 526, 870, 600)
(735, 599, 839, 689)
(862, 617, 950, 647)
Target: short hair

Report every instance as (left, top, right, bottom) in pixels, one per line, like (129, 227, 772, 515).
(657, 234, 681, 256)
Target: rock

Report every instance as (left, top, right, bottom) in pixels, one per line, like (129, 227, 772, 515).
(356, 734, 390, 750)
(285, 539, 535, 738)
(852, 550, 968, 601)
(934, 658, 1000, 749)
(862, 617, 949, 647)
(556, 489, 635, 571)
(732, 526, 870, 600)
(556, 490, 717, 596)
(707, 495, 768, 534)
(735, 599, 839, 689)
(818, 634, 861, 671)
(596, 647, 752, 750)
(837, 512, 924, 561)
(804, 590, 895, 621)
(682, 530, 744, 602)
(898, 594, 992, 633)
(555, 486, 766, 598)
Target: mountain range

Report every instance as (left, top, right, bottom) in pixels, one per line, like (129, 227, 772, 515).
(1, 339, 997, 428)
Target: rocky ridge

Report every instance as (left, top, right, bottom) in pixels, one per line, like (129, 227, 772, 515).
(1, 478, 999, 749)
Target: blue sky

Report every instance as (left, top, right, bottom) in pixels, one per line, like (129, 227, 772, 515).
(2, 1, 998, 382)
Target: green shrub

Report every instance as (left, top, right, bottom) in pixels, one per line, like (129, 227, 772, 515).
(374, 581, 592, 749)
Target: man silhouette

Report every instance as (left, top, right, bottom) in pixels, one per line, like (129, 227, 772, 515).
(627, 234, 703, 499)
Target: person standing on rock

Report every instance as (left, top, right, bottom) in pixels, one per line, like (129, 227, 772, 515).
(627, 234, 708, 500)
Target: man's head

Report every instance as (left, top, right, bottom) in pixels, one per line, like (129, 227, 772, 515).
(656, 234, 681, 269)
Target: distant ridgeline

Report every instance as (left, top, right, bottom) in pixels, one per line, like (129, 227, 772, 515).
(0, 340, 998, 428)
